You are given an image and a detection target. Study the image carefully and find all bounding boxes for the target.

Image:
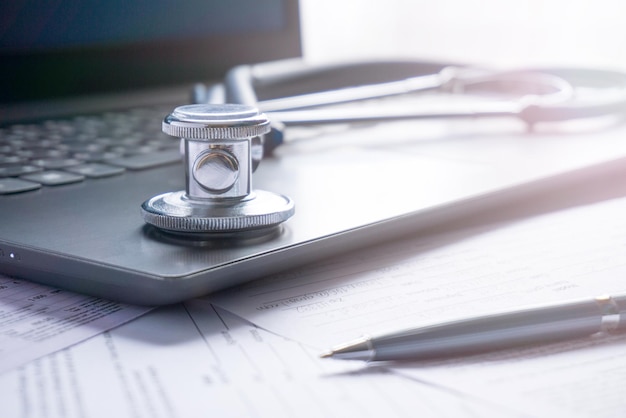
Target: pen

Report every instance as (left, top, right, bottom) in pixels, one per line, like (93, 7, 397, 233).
(320, 294, 626, 362)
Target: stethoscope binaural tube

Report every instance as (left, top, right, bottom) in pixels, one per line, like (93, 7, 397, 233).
(218, 60, 626, 152)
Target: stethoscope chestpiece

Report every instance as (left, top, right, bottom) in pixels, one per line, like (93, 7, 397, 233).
(141, 104, 294, 239)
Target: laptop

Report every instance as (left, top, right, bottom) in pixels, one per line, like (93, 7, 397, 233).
(2, 0, 626, 305)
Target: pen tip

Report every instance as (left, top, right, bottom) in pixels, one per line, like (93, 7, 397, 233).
(319, 350, 334, 359)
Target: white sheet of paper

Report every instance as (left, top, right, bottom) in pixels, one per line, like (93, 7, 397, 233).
(207, 195, 626, 416)
(0, 275, 152, 375)
(391, 332, 626, 418)
(0, 300, 520, 418)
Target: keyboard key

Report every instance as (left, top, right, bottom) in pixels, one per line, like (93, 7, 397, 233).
(21, 170, 85, 186)
(64, 163, 125, 178)
(0, 164, 42, 177)
(107, 149, 181, 170)
(73, 151, 124, 162)
(0, 156, 27, 164)
(61, 143, 106, 153)
(16, 148, 66, 159)
(0, 178, 41, 194)
(31, 157, 82, 169)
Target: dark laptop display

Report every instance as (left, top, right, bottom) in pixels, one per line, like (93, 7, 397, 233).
(1, 0, 301, 106)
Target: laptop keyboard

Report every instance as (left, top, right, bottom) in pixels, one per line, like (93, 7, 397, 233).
(0, 105, 181, 195)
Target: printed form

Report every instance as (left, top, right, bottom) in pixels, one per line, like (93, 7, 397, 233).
(0, 301, 517, 418)
(393, 332, 626, 418)
(208, 194, 626, 417)
(0, 275, 152, 374)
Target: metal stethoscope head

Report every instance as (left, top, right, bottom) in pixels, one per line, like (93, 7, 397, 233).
(141, 103, 295, 238)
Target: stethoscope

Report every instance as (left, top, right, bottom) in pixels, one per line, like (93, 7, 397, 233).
(218, 59, 626, 152)
(141, 59, 626, 239)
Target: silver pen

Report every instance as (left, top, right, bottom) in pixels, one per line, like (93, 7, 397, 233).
(320, 294, 626, 362)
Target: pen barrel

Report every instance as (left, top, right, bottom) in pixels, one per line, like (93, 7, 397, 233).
(372, 299, 605, 361)
(612, 295, 626, 331)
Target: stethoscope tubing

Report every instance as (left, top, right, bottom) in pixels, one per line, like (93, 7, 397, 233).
(215, 59, 626, 151)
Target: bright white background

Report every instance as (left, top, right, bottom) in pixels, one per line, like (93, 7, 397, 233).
(300, 0, 626, 70)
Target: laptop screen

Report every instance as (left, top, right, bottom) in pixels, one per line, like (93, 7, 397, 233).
(0, 0, 301, 104)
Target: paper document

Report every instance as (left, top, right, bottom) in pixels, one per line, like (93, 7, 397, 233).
(392, 332, 626, 418)
(208, 195, 626, 415)
(0, 300, 518, 418)
(0, 275, 151, 375)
